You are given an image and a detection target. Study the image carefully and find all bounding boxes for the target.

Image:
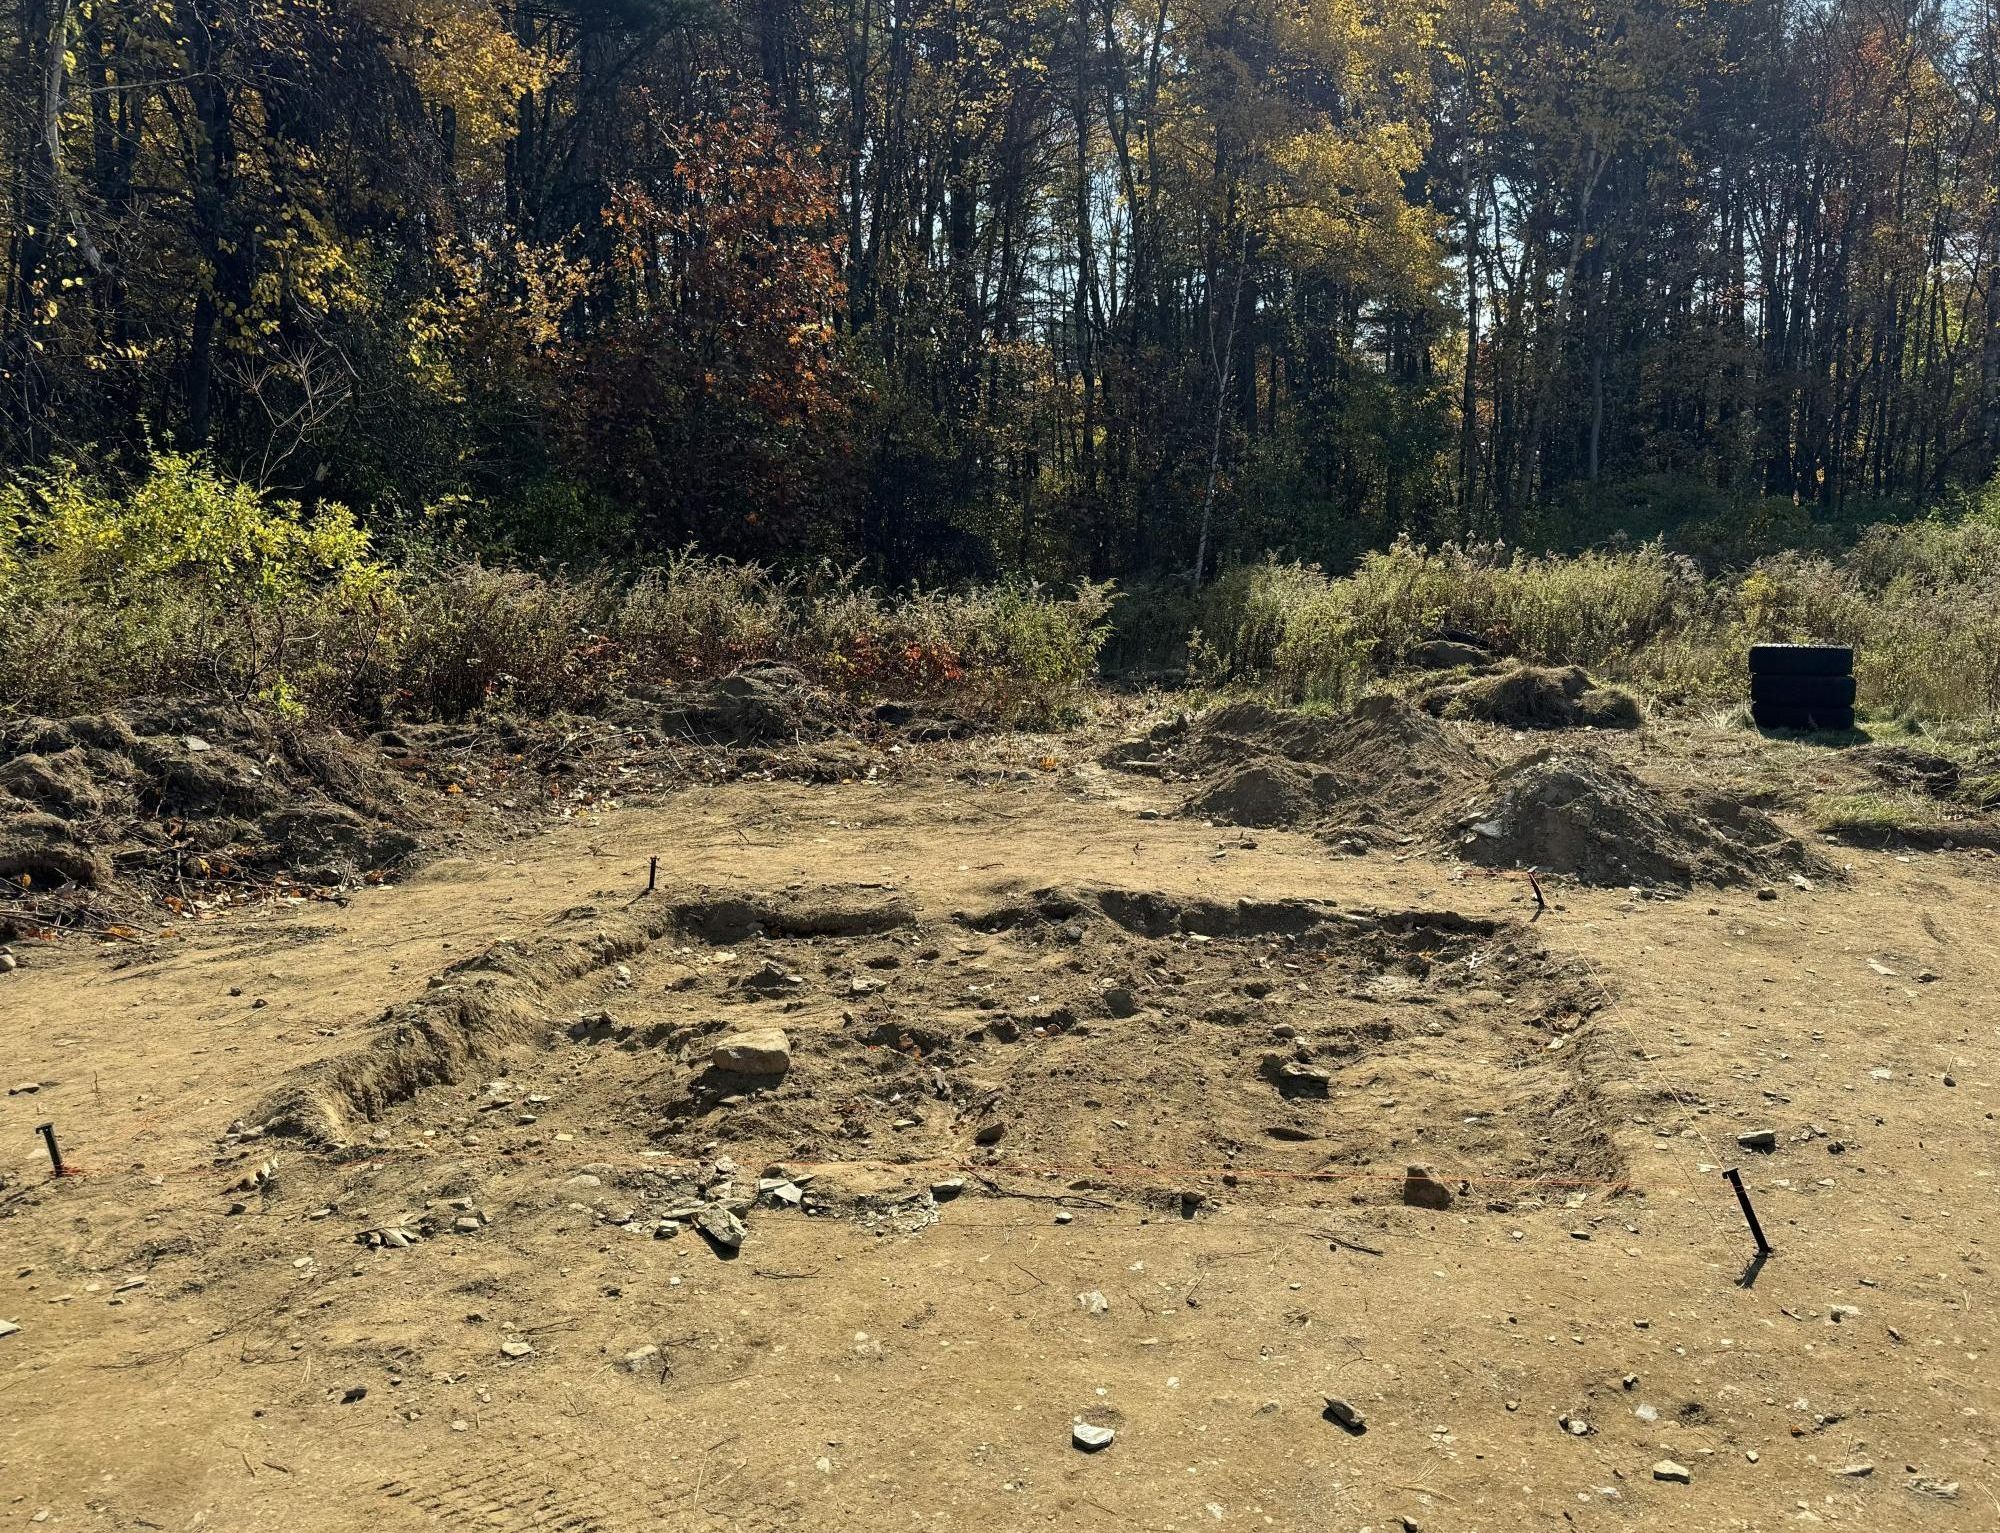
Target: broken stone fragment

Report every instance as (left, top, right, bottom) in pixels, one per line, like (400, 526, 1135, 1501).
(710, 1028, 792, 1078)
(694, 1204, 747, 1250)
(740, 960, 803, 993)
(499, 1340, 534, 1359)
(1402, 1166, 1454, 1210)
(1322, 1397, 1366, 1433)
(1736, 1129, 1778, 1152)
(1071, 1421, 1115, 1451)
(1653, 1460, 1691, 1483)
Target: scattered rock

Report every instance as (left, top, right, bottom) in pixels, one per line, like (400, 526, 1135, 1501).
(1402, 1166, 1454, 1211)
(0, 1320, 20, 1339)
(1910, 1477, 1959, 1500)
(694, 1204, 747, 1251)
(1072, 1421, 1116, 1452)
(973, 1121, 1007, 1146)
(1652, 1460, 1692, 1483)
(1322, 1397, 1367, 1434)
(1834, 1462, 1874, 1478)
(710, 1028, 792, 1078)
(1737, 1129, 1778, 1153)
(930, 1178, 966, 1201)
(624, 1345, 661, 1374)
(1078, 1290, 1110, 1316)
(499, 1340, 535, 1359)
(1102, 985, 1138, 1018)
(340, 1384, 367, 1403)
(8, 1081, 39, 1095)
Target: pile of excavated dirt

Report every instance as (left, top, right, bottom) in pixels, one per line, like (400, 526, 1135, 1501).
(641, 660, 841, 747)
(1846, 742, 2000, 803)
(1452, 747, 1825, 887)
(1418, 664, 1642, 730)
(616, 661, 978, 782)
(1115, 693, 1486, 843)
(1405, 637, 1492, 670)
(0, 666, 995, 922)
(0, 704, 423, 913)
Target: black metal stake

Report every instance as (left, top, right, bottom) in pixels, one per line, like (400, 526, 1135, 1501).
(1721, 1166, 1772, 1257)
(35, 1122, 64, 1177)
(646, 856, 658, 894)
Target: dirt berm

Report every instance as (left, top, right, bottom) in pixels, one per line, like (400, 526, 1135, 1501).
(1418, 663, 1641, 730)
(1166, 694, 1486, 842)
(1451, 747, 1827, 887)
(0, 703, 422, 909)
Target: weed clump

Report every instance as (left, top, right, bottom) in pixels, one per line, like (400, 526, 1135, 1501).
(0, 456, 1115, 728)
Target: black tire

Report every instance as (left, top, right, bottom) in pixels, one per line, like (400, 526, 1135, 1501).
(1748, 643, 1852, 678)
(1750, 673, 1857, 707)
(1752, 700, 1855, 733)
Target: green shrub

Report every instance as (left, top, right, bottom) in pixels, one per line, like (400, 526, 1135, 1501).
(0, 453, 392, 715)
(1189, 524, 2000, 723)
(0, 459, 1116, 726)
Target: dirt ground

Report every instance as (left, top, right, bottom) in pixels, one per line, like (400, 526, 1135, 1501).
(2, 714, 1996, 1532)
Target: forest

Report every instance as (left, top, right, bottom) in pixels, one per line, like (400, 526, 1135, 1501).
(4, 0, 1999, 583)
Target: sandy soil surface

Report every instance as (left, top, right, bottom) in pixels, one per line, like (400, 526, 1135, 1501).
(2, 721, 1995, 1532)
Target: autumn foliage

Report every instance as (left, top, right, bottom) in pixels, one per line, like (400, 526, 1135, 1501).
(4, 0, 2000, 579)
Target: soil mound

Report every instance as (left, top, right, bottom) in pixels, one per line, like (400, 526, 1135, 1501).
(0, 703, 421, 911)
(1452, 747, 1821, 887)
(622, 661, 978, 781)
(1183, 760, 1338, 828)
(648, 661, 841, 747)
(1160, 693, 1484, 839)
(1849, 744, 1965, 800)
(1420, 665, 1641, 730)
(1406, 638, 1492, 670)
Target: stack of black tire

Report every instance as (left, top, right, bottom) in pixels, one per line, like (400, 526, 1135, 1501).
(1749, 643, 1855, 732)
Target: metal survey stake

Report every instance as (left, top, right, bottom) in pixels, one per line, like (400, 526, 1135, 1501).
(1721, 1166, 1772, 1257)
(647, 856, 658, 893)
(34, 1122, 64, 1176)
